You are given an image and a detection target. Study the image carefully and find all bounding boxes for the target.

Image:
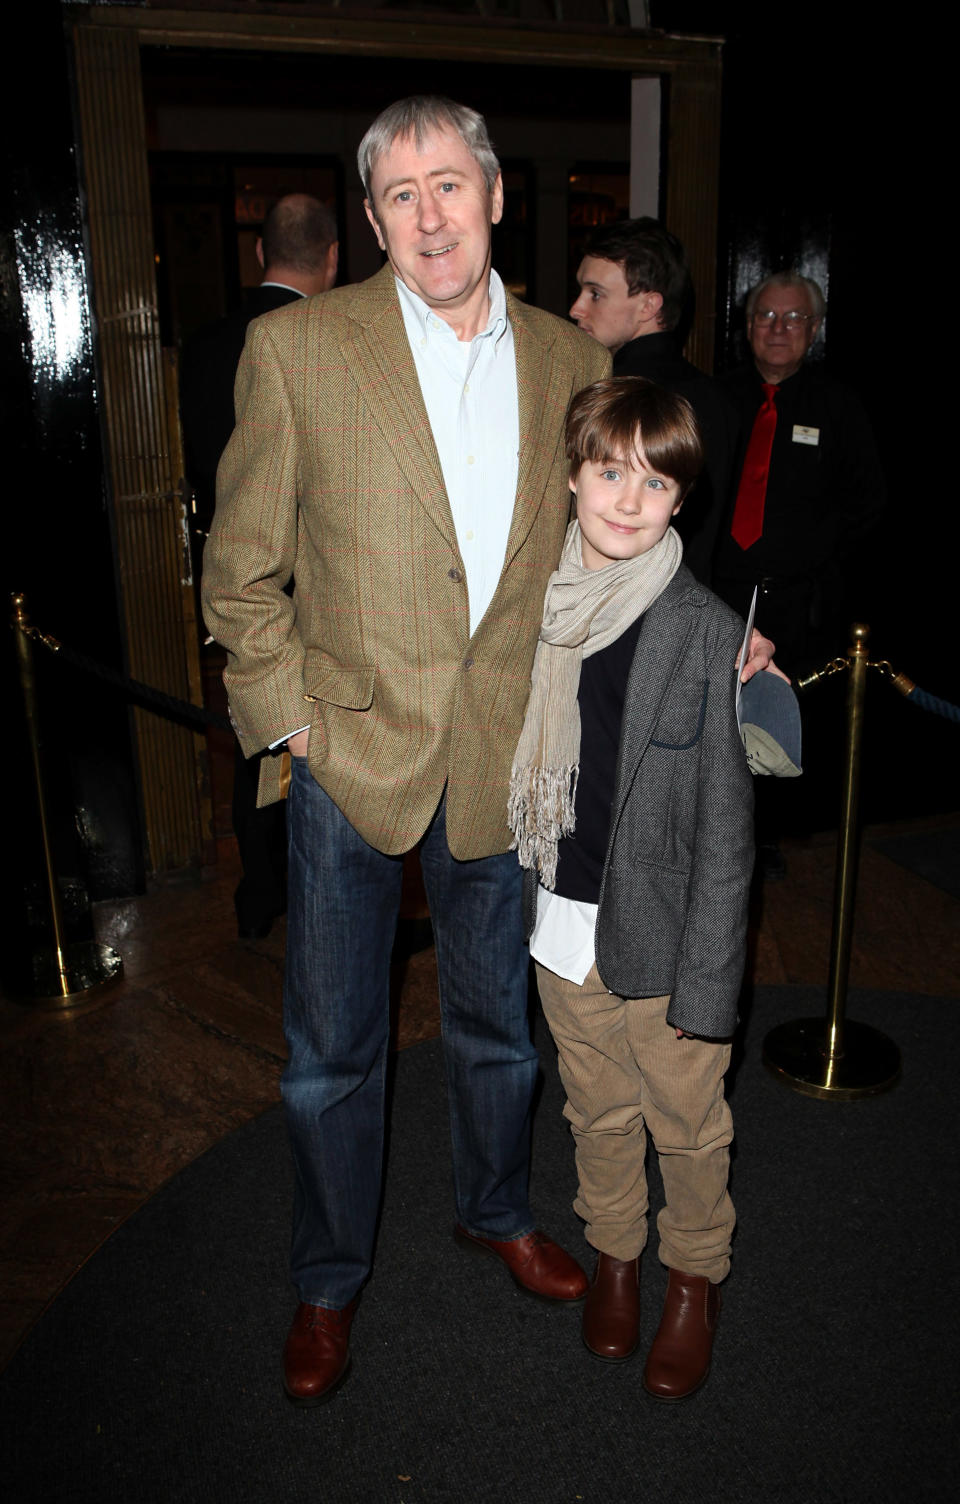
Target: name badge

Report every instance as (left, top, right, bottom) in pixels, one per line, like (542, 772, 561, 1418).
(793, 424, 819, 446)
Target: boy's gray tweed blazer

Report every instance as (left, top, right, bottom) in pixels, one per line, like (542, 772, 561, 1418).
(527, 564, 755, 1040)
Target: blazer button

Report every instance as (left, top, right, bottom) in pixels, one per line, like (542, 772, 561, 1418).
(463, 656, 474, 670)
(448, 567, 463, 582)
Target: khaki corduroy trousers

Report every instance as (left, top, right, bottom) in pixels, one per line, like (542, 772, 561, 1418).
(536, 962, 735, 1282)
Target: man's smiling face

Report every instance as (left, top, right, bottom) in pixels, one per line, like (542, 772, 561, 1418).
(364, 124, 503, 329)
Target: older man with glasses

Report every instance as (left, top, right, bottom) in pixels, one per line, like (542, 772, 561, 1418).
(714, 271, 884, 873)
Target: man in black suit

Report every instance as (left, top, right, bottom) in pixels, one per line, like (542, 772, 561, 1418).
(181, 194, 338, 535)
(713, 271, 884, 874)
(714, 271, 883, 678)
(569, 218, 738, 585)
(181, 194, 338, 937)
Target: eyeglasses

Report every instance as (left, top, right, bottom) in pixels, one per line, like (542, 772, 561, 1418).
(752, 309, 816, 329)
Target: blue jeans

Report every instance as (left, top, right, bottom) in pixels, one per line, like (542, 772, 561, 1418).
(283, 757, 539, 1307)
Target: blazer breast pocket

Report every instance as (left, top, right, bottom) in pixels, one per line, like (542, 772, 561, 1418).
(649, 678, 708, 751)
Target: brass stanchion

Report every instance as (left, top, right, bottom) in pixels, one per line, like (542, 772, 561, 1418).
(10, 592, 123, 1009)
(763, 623, 901, 1099)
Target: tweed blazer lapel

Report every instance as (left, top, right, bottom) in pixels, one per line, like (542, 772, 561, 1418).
(504, 292, 573, 567)
(335, 272, 577, 562)
(337, 265, 456, 550)
(610, 568, 700, 826)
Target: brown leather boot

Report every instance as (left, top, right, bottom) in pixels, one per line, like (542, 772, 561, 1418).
(581, 1252, 641, 1361)
(642, 1268, 721, 1401)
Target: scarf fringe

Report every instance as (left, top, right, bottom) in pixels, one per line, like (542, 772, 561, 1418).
(507, 763, 579, 891)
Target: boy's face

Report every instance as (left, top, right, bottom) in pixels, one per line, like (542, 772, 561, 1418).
(570, 446, 682, 571)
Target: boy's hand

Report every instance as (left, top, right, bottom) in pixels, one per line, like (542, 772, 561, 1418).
(738, 627, 790, 684)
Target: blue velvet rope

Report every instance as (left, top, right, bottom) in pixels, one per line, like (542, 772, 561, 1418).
(907, 686, 960, 723)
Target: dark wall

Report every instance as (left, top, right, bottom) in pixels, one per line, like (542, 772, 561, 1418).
(2, 0, 143, 985)
(3, 0, 948, 915)
(653, 3, 951, 822)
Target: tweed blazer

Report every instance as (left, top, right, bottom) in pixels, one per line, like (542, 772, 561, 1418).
(596, 567, 754, 1037)
(202, 264, 609, 859)
(526, 567, 754, 1038)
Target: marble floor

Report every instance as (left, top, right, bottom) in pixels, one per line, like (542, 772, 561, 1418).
(2, 795, 958, 1371)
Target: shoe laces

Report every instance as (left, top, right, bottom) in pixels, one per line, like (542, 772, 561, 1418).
(305, 1306, 343, 1332)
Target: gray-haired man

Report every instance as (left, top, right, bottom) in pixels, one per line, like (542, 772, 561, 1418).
(715, 271, 884, 874)
(203, 96, 610, 1404)
(715, 270, 883, 676)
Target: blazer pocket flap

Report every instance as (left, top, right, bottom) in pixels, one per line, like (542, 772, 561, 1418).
(303, 650, 375, 709)
(649, 678, 708, 750)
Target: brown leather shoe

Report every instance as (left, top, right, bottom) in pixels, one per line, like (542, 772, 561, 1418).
(582, 1252, 641, 1361)
(454, 1225, 588, 1302)
(282, 1298, 358, 1405)
(642, 1268, 721, 1401)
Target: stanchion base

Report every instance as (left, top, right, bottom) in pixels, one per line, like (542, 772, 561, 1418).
(21, 941, 124, 1012)
(763, 1017, 901, 1100)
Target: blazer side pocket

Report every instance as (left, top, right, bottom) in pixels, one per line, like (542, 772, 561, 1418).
(301, 650, 376, 775)
(302, 648, 376, 710)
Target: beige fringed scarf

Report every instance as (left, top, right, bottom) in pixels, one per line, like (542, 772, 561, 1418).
(508, 519, 682, 889)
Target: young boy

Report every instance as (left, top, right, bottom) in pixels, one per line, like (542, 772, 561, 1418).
(508, 376, 754, 1401)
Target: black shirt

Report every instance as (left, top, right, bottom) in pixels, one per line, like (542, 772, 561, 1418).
(715, 360, 885, 582)
(554, 612, 645, 904)
(613, 331, 740, 585)
(179, 284, 302, 525)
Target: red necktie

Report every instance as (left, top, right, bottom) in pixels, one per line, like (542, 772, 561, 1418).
(731, 382, 779, 550)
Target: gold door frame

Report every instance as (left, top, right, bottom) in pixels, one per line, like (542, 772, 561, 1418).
(65, 5, 722, 874)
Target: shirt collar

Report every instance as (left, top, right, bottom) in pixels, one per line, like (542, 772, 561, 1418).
(260, 281, 306, 297)
(754, 359, 807, 391)
(394, 268, 509, 345)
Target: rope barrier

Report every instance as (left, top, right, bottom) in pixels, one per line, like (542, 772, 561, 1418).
(869, 661, 960, 723)
(906, 686, 960, 723)
(22, 612, 958, 736)
(19, 622, 231, 733)
(800, 655, 958, 723)
(10, 591, 126, 1006)
(764, 623, 903, 1100)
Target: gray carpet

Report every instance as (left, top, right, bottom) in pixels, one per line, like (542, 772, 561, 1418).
(5, 986, 958, 1504)
(869, 824, 960, 900)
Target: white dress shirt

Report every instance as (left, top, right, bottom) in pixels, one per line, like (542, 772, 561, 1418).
(395, 270, 519, 637)
(529, 884, 598, 985)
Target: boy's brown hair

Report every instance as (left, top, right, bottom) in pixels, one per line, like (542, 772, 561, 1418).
(565, 376, 704, 500)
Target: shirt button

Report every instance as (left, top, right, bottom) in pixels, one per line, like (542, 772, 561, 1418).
(448, 567, 462, 583)
(464, 382, 470, 394)
(467, 455, 475, 465)
(463, 656, 474, 671)
(465, 530, 474, 541)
